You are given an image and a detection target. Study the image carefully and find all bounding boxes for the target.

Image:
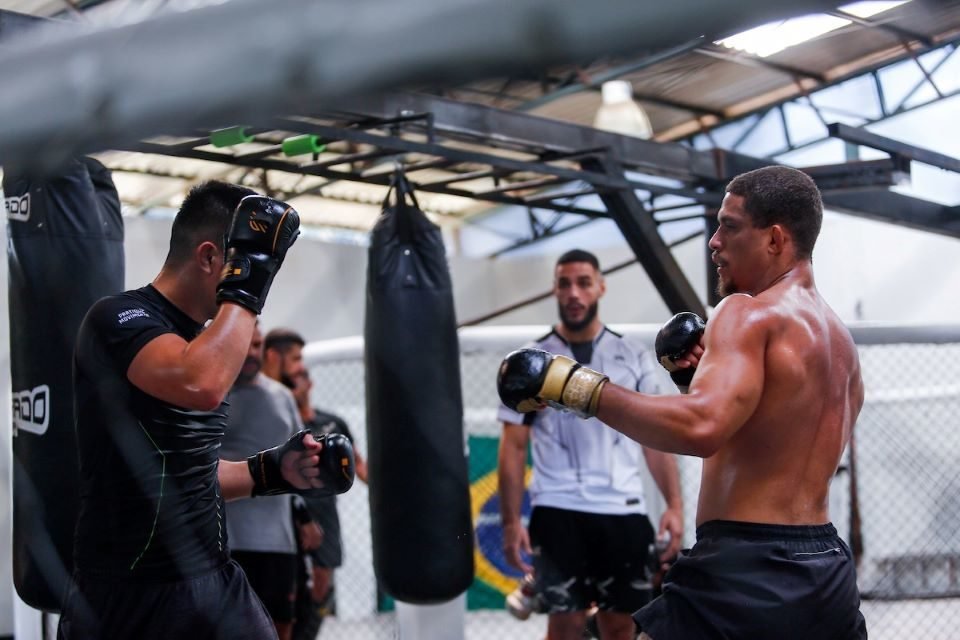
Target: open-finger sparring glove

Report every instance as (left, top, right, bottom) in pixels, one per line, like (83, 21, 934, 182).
(247, 430, 355, 498)
(497, 348, 608, 419)
(217, 195, 300, 314)
(655, 312, 706, 392)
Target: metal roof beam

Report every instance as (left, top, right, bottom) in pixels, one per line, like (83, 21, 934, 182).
(581, 155, 706, 316)
(823, 191, 960, 239)
(710, 149, 960, 238)
(128, 141, 603, 217)
(827, 122, 960, 174)
(800, 157, 911, 191)
(828, 9, 935, 47)
(693, 45, 827, 83)
(330, 93, 721, 181)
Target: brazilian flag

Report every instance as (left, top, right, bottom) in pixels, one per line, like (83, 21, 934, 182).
(467, 435, 532, 610)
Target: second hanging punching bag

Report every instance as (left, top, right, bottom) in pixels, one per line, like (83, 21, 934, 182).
(365, 168, 474, 604)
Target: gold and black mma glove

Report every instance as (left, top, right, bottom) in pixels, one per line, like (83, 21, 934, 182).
(497, 348, 609, 419)
(217, 195, 301, 314)
(655, 311, 706, 393)
(247, 430, 356, 498)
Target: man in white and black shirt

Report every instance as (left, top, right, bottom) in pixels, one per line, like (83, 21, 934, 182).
(497, 249, 684, 640)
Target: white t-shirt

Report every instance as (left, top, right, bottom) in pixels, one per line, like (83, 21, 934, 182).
(497, 326, 675, 515)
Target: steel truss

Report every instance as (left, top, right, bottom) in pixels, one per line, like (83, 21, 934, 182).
(123, 91, 957, 318)
(683, 40, 960, 159)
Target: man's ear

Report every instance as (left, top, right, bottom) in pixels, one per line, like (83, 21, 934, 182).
(261, 348, 281, 378)
(262, 348, 277, 368)
(196, 241, 220, 274)
(768, 225, 788, 256)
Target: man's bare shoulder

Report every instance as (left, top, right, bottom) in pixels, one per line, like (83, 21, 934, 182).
(710, 293, 770, 330)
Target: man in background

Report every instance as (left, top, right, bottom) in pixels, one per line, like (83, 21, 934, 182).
(497, 249, 683, 640)
(263, 328, 368, 639)
(220, 324, 310, 640)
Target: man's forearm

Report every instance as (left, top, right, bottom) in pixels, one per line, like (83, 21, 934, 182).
(498, 445, 526, 526)
(218, 459, 254, 501)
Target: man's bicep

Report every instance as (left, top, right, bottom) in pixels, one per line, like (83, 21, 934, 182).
(690, 301, 766, 436)
(127, 333, 193, 403)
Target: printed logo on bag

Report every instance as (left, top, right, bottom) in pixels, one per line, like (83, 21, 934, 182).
(12, 384, 50, 436)
(5, 193, 30, 222)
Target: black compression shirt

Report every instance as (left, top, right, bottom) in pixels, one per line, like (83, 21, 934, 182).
(73, 285, 229, 581)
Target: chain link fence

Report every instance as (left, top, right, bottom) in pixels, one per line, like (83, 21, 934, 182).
(302, 324, 960, 639)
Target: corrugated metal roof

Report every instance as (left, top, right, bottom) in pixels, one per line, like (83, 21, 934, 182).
(1, 0, 958, 234)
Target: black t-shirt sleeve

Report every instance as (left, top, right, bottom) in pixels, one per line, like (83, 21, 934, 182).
(83, 295, 174, 375)
(310, 409, 353, 442)
(338, 418, 354, 442)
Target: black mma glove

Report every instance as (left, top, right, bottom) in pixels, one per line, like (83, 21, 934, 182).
(497, 348, 608, 419)
(655, 312, 706, 392)
(217, 195, 300, 314)
(247, 430, 355, 498)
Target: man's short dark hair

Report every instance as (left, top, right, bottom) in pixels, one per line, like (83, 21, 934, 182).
(264, 328, 306, 354)
(556, 249, 600, 271)
(165, 181, 256, 267)
(725, 166, 823, 260)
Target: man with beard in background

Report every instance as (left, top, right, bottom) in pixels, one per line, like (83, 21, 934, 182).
(261, 328, 368, 640)
(497, 249, 684, 640)
(220, 324, 319, 640)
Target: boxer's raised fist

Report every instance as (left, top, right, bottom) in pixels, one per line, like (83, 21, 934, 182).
(497, 348, 608, 419)
(655, 312, 706, 391)
(217, 195, 300, 314)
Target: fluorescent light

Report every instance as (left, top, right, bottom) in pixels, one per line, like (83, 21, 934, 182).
(717, 14, 849, 58)
(716, 1, 911, 58)
(839, 1, 911, 19)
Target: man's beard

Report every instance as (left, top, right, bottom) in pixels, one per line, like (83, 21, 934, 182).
(237, 357, 261, 384)
(280, 372, 297, 390)
(716, 275, 739, 298)
(558, 301, 598, 333)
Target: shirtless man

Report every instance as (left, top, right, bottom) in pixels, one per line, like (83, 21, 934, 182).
(498, 165, 867, 639)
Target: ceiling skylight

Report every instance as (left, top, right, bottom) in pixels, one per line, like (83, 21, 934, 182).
(716, 1, 912, 58)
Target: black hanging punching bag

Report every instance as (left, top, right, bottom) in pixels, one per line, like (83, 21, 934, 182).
(5, 157, 125, 611)
(365, 169, 474, 603)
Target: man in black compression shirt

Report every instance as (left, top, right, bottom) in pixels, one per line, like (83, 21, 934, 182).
(58, 181, 353, 640)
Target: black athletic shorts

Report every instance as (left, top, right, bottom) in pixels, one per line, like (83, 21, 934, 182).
(633, 520, 868, 640)
(57, 561, 276, 640)
(231, 551, 298, 624)
(529, 505, 656, 613)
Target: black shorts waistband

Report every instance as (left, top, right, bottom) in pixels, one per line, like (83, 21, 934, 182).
(696, 519, 838, 542)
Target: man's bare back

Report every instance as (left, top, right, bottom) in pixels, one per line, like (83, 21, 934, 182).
(695, 270, 864, 526)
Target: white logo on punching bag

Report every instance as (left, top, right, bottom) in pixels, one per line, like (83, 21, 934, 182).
(12, 384, 50, 436)
(5, 193, 31, 222)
